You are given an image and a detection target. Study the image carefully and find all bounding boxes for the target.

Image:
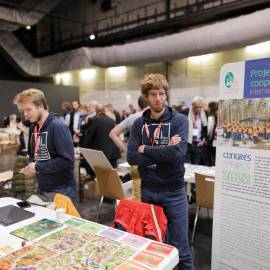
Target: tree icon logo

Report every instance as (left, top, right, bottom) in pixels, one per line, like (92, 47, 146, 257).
(225, 72, 234, 88)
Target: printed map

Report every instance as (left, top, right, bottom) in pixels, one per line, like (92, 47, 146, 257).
(0, 226, 136, 269)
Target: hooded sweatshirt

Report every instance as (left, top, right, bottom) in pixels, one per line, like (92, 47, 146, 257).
(28, 112, 75, 191)
(127, 106, 188, 191)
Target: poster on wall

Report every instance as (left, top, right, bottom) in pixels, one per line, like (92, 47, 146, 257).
(212, 57, 270, 270)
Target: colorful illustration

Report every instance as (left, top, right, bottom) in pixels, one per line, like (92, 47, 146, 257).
(79, 221, 106, 233)
(0, 226, 137, 270)
(65, 218, 106, 233)
(145, 242, 174, 255)
(64, 217, 86, 227)
(116, 260, 151, 270)
(120, 234, 149, 249)
(0, 245, 55, 269)
(132, 251, 164, 267)
(10, 218, 63, 241)
(98, 227, 126, 240)
(0, 246, 14, 257)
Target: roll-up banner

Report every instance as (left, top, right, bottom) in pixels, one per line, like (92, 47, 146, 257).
(212, 57, 270, 270)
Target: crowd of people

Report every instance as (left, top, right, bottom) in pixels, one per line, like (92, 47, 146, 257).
(221, 121, 270, 146)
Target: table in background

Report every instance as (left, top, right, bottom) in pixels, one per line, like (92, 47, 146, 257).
(119, 162, 215, 184)
(184, 163, 215, 184)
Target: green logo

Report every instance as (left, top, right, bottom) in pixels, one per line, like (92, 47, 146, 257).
(225, 72, 234, 88)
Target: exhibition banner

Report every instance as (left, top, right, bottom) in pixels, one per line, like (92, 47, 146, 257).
(212, 57, 270, 270)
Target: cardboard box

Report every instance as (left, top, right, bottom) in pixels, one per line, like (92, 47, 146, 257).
(83, 180, 99, 198)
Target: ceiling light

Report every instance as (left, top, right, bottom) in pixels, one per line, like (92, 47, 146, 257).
(25, 25, 31, 30)
(55, 74, 61, 84)
(108, 66, 127, 76)
(189, 54, 214, 64)
(61, 72, 71, 84)
(80, 69, 96, 80)
(89, 34, 96, 40)
(246, 41, 270, 54)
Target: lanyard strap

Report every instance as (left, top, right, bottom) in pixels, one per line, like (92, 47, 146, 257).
(34, 124, 43, 158)
(193, 113, 199, 128)
(144, 122, 162, 146)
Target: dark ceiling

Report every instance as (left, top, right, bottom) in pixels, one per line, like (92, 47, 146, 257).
(2, 0, 270, 57)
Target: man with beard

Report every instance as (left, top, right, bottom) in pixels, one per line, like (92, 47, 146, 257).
(13, 89, 76, 201)
(127, 74, 193, 270)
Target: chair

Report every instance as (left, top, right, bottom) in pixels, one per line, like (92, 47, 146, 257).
(112, 198, 167, 242)
(94, 166, 131, 222)
(191, 172, 215, 244)
(130, 166, 141, 201)
(53, 193, 81, 218)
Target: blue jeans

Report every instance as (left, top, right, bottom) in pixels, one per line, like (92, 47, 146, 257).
(49, 184, 77, 203)
(141, 187, 194, 270)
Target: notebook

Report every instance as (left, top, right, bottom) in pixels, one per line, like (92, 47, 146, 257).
(0, 205, 35, 226)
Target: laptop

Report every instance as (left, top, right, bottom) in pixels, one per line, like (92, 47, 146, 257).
(0, 205, 35, 226)
(79, 148, 113, 170)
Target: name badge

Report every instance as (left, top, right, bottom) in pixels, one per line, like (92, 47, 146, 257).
(193, 129, 199, 137)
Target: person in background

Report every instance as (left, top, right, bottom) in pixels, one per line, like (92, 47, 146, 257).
(175, 101, 188, 113)
(7, 114, 19, 130)
(13, 88, 77, 201)
(16, 118, 31, 156)
(81, 104, 121, 168)
(109, 96, 148, 153)
(206, 101, 218, 166)
(127, 74, 193, 270)
(106, 103, 121, 124)
(181, 96, 208, 165)
(180, 96, 208, 204)
(61, 101, 72, 118)
(121, 110, 129, 120)
(78, 105, 97, 178)
(64, 100, 82, 146)
(128, 104, 136, 114)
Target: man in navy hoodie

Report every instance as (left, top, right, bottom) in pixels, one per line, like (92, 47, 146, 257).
(127, 74, 193, 270)
(13, 89, 76, 201)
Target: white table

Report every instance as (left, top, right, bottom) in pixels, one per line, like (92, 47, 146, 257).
(0, 197, 178, 269)
(119, 162, 215, 184)
(184, 163, 215, 184)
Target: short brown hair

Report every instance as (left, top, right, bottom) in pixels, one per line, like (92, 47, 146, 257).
(141, 74, 169, 96)
(13, 88, 48, 110)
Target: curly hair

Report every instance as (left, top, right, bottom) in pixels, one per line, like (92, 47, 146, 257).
(141, 74, 169, 96)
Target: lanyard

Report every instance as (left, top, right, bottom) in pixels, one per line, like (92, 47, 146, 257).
(34, 124, 43, 158)
(144, 122, 162, 146)
(193, 113, 199, 128)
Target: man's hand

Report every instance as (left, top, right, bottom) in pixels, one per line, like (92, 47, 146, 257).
(137, 145, 145, 153)
(19, 162, 36, 174)
(198, 139, 205, 146)
(169, 135, 182, 145)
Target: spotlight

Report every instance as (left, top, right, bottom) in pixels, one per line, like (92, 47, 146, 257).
(25, 25, 31, 30)
(89, 33, 96, 40)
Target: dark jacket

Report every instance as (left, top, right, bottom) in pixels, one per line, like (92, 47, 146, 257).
(180, 107, 208, 143)
(81, 113, 121, 163)
(28, 112, 75, 191)
(127, 106, 188, 191)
